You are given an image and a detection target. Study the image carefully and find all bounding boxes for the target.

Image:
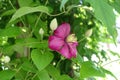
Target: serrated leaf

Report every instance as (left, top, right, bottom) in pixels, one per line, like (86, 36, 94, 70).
(85, 0, 116, 41)
(9, 6, 52, 22)
(31, 49, 54, 71)
(0, 70, 15, 80)
(80, 61, 105, 78)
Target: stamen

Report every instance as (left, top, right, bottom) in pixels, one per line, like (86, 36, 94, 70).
(66, 34, 77, 43)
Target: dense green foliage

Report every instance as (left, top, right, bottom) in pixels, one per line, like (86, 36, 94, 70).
(0, 0, 119, 80)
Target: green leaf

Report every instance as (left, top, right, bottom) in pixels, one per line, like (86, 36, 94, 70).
(72, 54, 83, 64)
(2, 45, 14, 56)
(15, 38, 48, 49)
(110, 0, 120, 14)
(60, 0, 69, 11)
(0, 27, 21, 37)
(31, 49, 54, 71)
(80, 61, 105, 78)
(109, 50, 120, 58)
(101, 67, 118, 80)
(14, 68, 27, 80)
(24, 38, 48, 48)
(9, 6, 52, 22)
(18, 0, 33, 7)
(46, 65, 60, 80)
(1, 9, 15, 17)
(13, 44, 24, 56)
(37, 69, 50, 80)
(58, 75, 73, 80)
(21, 60, 37, 73)
(0, 70, 15, 80)
(85, 0, 116, 40)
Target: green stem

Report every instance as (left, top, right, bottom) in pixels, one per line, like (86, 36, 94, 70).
(56, 57, 65, 68)
(31, 72, 38, 80)
(78, 37, 86, 43)
(29, 0, 49, 37)
(29, 13, 42, 37)
(24, 72, 30, 80)
(50, 11, 66, 16)
(102, 59, 120, 67)
(9, 0, 16, 10)
(56, 59, 62, 68)
(41, 34, 43, 41)
(50, 5, 81, 17)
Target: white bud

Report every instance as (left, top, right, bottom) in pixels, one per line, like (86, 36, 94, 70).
(39, 28, 44, 35)
(1, 56, 10, 63)
(85, 29, 93, 37)
(0, 17, 2, 20)
(11, 24, 15, 27)
(50, 18, 58, 31)
(3, 7, 6, 10)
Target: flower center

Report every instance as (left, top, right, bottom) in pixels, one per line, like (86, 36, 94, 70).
(66, 34, 77, 43)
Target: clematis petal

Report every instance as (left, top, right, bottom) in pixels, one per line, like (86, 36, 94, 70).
(54, 23, 70, 39)
(48, 36, 65, 51)
(68, 42, 78, 58)
(58, 43, 72, 59)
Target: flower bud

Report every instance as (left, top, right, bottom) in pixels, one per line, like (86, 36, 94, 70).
(50, 18, 58, 31)
(1, 56, 10, 63)
(85, 29, 93, 37)
(39, 28, 44, 35)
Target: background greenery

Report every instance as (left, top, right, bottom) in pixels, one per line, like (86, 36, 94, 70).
(0, 0, 120, 80)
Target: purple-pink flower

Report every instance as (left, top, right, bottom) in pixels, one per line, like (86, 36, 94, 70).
(48, 23, 78, 59)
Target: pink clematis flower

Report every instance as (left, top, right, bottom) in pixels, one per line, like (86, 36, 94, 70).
(48, 23, 78, 59)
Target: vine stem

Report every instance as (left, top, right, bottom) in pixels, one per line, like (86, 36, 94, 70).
(49, 11, 66, 16)
(29, 0, 49, 37)
(56, 57, 65, 68)
(49, 5, 81, 17)
(102, 59, 120, 67)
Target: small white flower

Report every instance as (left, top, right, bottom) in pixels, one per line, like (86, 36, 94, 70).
(1, 56, 10, 63)
(85, 29, 93, 37)
(50, 18, 58, 31)
(39, 28, 44, 35)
